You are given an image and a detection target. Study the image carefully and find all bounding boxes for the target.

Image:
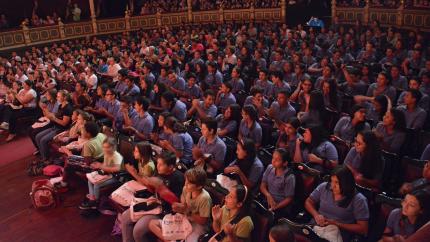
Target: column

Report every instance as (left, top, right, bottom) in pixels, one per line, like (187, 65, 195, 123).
(281, 0, 286, 23)
(364, 0, 370, 25)
(89, 0, 97, 34)
(331, 0, 337, 25)
(58, 18, 65, 40)
(219, 6, 224, 24)
(125, 8, 131, 32)
(156, 10, 162, 28)
(187, 0, 193, 23)
(21, 20, 30, 46)
(397, 0, 404, 27)
(250, 5, 255, 22)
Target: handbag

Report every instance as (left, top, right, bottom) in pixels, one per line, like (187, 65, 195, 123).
(111, 180, 147, 207)
(130, 196, 162, 222)
(86, 170, 113, 185)
(313, 224, 343, 242)
(216, 173, 239, 191)
(161, 213, 193, 241)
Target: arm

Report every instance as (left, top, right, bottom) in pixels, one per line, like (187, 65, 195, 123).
(293, 139, 303, 163)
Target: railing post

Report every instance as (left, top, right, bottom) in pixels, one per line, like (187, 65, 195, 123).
(219, 6, 224, 24)
(187, 0, 193, 23)
(331, 0, 337, 25)
(250, 5, 255, 22)
(397, 0, 404, 27)
(21, 21, 30, 46)
(156, 10, 162, 28)
(364, 0, 370, 25)
(58, 18, 65, 40)
(125, 9, 131, 32)
(281, 0, 286, 23)
(89, 0, 97, 34)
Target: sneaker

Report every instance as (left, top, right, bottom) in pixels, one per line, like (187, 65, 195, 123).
(79, 199, 98, 210)
(0, 122, 9, 130)
(32, 150, 40, 156)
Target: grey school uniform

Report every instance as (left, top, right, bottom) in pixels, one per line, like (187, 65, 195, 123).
(106, 99, 121, 117)
(397, 91, 429, 111)
(374, 122, 406, 153)
(184, 84, 202, 99)
(145, 72, 156, 86)
(262, 165, 295, 203)
(254, 79, 274, 97)
(170, 77, 186, 92)
(229, 158, 264, 191)
(391, 75, 408, 90)
(334, 116, 371, 143)
(216, 114, 238, 136)
(239, 120, 263, 145)
(397, 105, 427, 129)
(204, 71, 223, 89)
(309, 182, 369, 241)
(230, 78, 245, 94)
(218, 92, 237, 111)
(199, 101, 217, 118)
(386, 208, 417, 237)
(366, 83, 397, 102)
(270, 101, 297, 123)
(197, 136, 226, 164)
(244, 96, 269, 108)
(170, 100, 187, 122)
(131, 112, 154, 140)
(170, 132, 193, 165)
(301, 141, 339, 164)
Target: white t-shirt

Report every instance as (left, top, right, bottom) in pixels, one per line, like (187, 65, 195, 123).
(19, 88, 37, 108)
(86, 74, 98, 90)
(15, 74, 28, 83)
(107, 63, 121, 82)
(54, 57, 63, 67)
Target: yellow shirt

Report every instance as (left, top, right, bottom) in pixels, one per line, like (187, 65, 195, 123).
(217, 205, 254, 242)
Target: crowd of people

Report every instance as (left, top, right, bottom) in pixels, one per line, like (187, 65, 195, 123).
(1, 18, 430, 242)
(337, 0, 430, 8)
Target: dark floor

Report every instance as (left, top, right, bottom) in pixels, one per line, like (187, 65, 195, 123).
(0, 154, 121, 242)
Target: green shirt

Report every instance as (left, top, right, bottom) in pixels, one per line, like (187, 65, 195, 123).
(103, 151, 123, 170)
(82, 133, 106, 159)
(138, 160, 155, 177)
(218, 205, 254, 242)
(181, 188, 212, 224)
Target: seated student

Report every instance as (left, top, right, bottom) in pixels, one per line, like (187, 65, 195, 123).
(321, 79, 341, 112)
(354, 72, 397, 104)
(215, 82, 237, 114)
(399, 160, 430, 195)
(294, 125, 338, 171)
(121, 151, 185, 242)
(397, 78, 429, 112)
(193, 117, 227, 175)
(225, 138, 264, 192)
(238, 105, 263, 148)
(254, 69, 274, 98)
(216, 104, 241, 138)
(71, 81, 91, 109)
(244, 86, 270, 117)
(290, 78, 313, 112)
(305, 166, 369, 241)
(188, 90, 218, 120)
(382, 190, 430, 242)
(79, 137, 123, 210)
(298, 90, 329, 128)
(125, 142, 155, 178)
(150, 112, 172, 144)
(56, 110, 93, 154)
(269, 223, 296, 242)
(85, 84, 108, 117)
(139, 76, 155, 103)
(122, 96, 154, 141)
(148, 168, 212, 242)
(271, 70, 292, 98)
(229, 67, 245, 95)
(211, 185, 254, 242)
(159, 117, 193, 166)
(344, 131, 384, 190)
(267, 90, 297, 128)
(178, 73, 202, 104)
(166, 70, 186, 96)
(374, 108, 407, 153)
(94, 88, 121, 126)
(397, 89, 427, 129)
(114, 96, 137, 132)
(160, 91, 187, 122)
(277, 117, 301, 157)
(33, 90, 73, 162)
(113, 68, 129, 94)
(0, 80, 38, 142)
(260, 148, 295, 218)
(334, 105, 371, 144)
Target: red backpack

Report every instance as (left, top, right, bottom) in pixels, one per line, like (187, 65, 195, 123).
(30, 179, 59, 209)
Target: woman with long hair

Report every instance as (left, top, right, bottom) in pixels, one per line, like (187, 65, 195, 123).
(125, 141, 155, 178)
(321, 79, 341, 112)
(374, 108, 407, 153)
(298, 90, 329, 128)
(216, 103, 241, 138)
(382, 190, 430, 241)
(238, 105, 263, 148)
(224, 138, 264, 192)
(344, 131, 384, 190)
(159, 116, 193, 165)
(305, 166, 370, 241)
(334, 105, 371, 144)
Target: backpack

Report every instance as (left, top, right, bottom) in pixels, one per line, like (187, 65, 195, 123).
(43, 165, 64, 177)
(30, 179, 59, 209)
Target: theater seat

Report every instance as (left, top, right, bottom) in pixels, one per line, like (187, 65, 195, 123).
(401, 156, 425, 183)
(278, 218, 328, 242)
(251, 200, 275, 242)
(331, 135, 351, 164)
(381, 150, 402, 196)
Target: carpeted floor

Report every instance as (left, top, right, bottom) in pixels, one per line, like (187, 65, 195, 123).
(0, 136, 120, 242)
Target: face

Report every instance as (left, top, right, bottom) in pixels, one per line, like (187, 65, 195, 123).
(204, 95, 214, 107)
(231, 69, 239, 78)
(71, 111, 79, 122)
(134, 102, 142, 112)
(201, 123, 211, 138)
(224, 107, 232, 119)
(133, 146, 141, 160)
(259, 72, 266, 80)
(254, 93, 263, 103)
(277, 93, 287, 105)
(354, 134, 366, 153)
(102, 143, 114, 155)
(353, 108, 366, 122)
(330, 175, 341, 195)
(184, 177, 199, 193)
(302, 80, 312, 92)
(303, 129, 312, 143)
(156, 158, 171, 175)
(409, 80, 420, 90)
(377, 74, 387, 86)
(56, 92, 64, 103)
(383, 111, 394, 126)
(284, 123, 296, 136)
(105, 90, 115, 101)
(271, 151, 285, 169)
(401, 194, 422, 217)
(236, 143, 247, 160)
(224, 188, 241, 210)
(391, 67, 400, 77)
(404, 92, 415, 105)
(322, 82, 330, 95)
(322, 66, 331, 77)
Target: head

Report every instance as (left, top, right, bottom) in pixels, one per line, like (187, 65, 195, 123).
(277, 90, 290, 106)
(269, 224, 295, 242)
(401, 190, 430, 229)
(203, 90, 215, 107)
(184, 168, 207, 193)
(224, 184, 249, 211)
(102, 137, 117, 156)
(308, 90, 325, 112)
(224, 104, 241, 122)
(241, 105, 258, 123)
(271, 148, 290, 169)
(383, 108, 406, 131)
(250, 86, 264, 103)
(23, 80, 33, 90)
(351, 105, 367, 122)
(330, 166, 356, 206)
(221, 82, 232, 94)
(156, 151, 176, 175)
(236, 138, 257, 161)
(376, 72, 390, 87)
(404, 89, 422, 106)
(201, 117, 218, 139)
(301, 79, 313, 93)
(133, 142, 153, 162)
(105, 88, 117, 102)
(57, 90, 70, 104)
(82, 121, 99, 139)
(303, 125, 327, 147)
(134, 96, 150, 113)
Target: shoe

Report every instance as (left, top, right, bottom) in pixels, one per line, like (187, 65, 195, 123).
(0, 122, 9, 130)
(5, 134, 15, 142)
(32, 150, 40, 156)
(79, 199, 98, 210)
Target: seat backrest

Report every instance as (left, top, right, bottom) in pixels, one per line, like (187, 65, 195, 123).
(401, 156, 425, 183)
(222, 136, 237, 167)
(279, 218, 328, 242)
(331, 136, 350, 164)
(381, 150, 402, 195)
(419, 131, 430, 154)
(204, 179, 228, 206)
(251, 200, 274, 242)
(118, 135, 135, 164)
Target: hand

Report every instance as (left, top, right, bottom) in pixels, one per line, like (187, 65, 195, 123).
(159, 140, 169, 149)
(194, 158, 204, 167)
(212, 205, 222, 222)
(314, 214, 326, 226)
(266, 195, 277, 210)
(125, 163, 137, 175)
(191, 99, 200, 107)
(224, 165, 241, 174)
(223, 223, 234, 235)
(90, 162, 102, 169)
(354, 173, 363, 183)
(123, 126, 137, 133)
(325, 218, 339, 227)
(172, 202, 187, 213)
(308, 154, 322, 163)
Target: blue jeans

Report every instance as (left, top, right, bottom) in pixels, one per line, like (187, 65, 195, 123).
(87, 177, 118, 199)
(35, 127, 60, 160)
